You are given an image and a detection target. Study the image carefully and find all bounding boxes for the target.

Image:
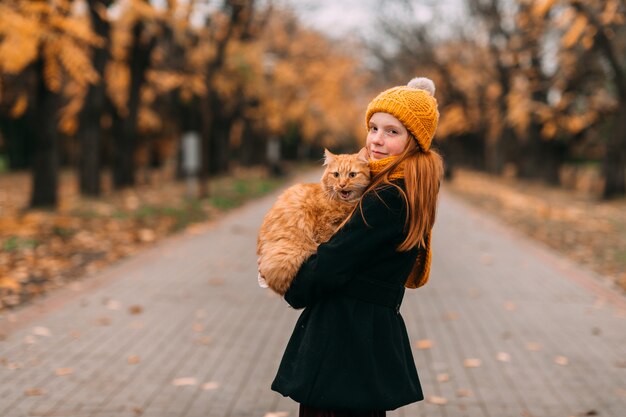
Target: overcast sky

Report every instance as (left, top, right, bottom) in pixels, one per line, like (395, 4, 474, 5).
(280, 0, 467, 42)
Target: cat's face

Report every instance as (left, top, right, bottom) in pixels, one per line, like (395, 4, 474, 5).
(321, 148, 371, 203)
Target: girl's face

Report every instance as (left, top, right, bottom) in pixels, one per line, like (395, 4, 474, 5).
(366, 112, 409, 160)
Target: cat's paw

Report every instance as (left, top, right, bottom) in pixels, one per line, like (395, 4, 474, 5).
(258, 272, 269, 288)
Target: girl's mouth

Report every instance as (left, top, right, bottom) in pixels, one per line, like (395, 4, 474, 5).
(371, 150, 386, 157)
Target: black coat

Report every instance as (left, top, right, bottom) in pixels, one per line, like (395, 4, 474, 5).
(271, 180, 424, 411)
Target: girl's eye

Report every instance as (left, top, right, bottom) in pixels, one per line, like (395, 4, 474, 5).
(333, 172, 339, 178)
(389, 130, 398, 135)
(349, 172, 356, 178)
(369, 126, 377, 132)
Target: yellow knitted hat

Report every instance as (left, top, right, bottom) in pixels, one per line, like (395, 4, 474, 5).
(365, 77, 439, 151)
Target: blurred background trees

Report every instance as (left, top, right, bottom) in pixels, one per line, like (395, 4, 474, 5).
(372, 0, 625, 198)
(0, 0, 624, 210)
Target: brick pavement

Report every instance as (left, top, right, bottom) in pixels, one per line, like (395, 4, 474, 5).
(1, 170, 625, 417)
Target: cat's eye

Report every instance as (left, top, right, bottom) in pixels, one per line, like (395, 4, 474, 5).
(349, 172, 357, 178)
(333, 172, 339, 178)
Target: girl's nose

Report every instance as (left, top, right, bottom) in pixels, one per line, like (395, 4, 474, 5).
(371, 131, 384, 144)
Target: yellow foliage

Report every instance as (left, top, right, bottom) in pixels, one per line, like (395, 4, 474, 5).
(58, 38, 100, 86)
(59, 83, 87, 135)
(146, 70, 185, 94)
(506, 77, 532, 136)
(48, 14, 104, 47)
(541, 122, 557, 139)
(10, 94, 28, 118)
(106, 61, 130, 116)
(601, 0, 621, 25)
(531, 0, 557, 18)
(43, 40, 63, 93)
(438, 105, 471, 138)
(0, 5, 40, 74)
(562, 14, 588, 48)
(138, 107, 162, 134)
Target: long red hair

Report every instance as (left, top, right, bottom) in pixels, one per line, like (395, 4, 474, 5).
(360, 137, 444, 251)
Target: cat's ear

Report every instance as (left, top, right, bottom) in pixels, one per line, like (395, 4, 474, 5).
(323, 149, 336, 166)
(356, 147, 369, 163)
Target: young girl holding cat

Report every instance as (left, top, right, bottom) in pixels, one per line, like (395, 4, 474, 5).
(270, 77, 444, 416)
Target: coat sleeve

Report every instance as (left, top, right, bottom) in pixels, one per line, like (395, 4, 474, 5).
(284, 184, 406, 309)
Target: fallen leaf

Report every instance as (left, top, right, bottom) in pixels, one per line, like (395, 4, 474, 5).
(480, 253, 493, 265)
(70, 330, 81, 339)
(456, 389, 473, 398)
(195, 309, 207, 319)
(95, 317, 112, 326)
(23, 335, 37, 345)
(55, 367, 74, 376)
(436, 373, 450, 382)
(468, 288, 481, 298)
(132, 406, 143, 416)
(138, 229, 156, 243)
(195, 336, 212, 345)
(130, 321, 145, 329)
(591, 327, 601, 336)
(615, 388, 626, 397)
(208, 278, 224, 286)
(427, 395, 448, 405)
(615, 360, 626, 368)
(554, 355, 569, 366)
(496, 352, 511, 362)
(32, 327, 51, 337)
(193, 323, 204, 333)
(172, 377, 197, 386)
(463, 358, 481, 368)
(106, 300, 122, 310)
(0, 277, 21, 291)
(503, 301, 517, 311)
(7, 362, 22, 370)
(24, 388, 46, 396)
(202, 381, 220, 390)
(128, 305, 143, 315)
(525, 342, 542, 351)
(593, 297, 606, 309)
(415, 339, 433, 349)
(444, 311, 459, 321)
(128, 355, 140, 365)
(264, 412, 289, 417)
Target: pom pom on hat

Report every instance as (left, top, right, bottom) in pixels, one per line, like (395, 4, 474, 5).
(365, 76, 439, 151)
(407, 77, 436, 96)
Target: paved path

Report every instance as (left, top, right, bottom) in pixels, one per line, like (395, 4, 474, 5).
(1, 170, 625, 417)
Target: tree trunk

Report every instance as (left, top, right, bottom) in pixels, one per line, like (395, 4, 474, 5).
(113, 22, 154, 188)
(602, 103, 626, 199)
(30, 62, 59, 208)
(198, 95, 213, 197)
(78, 0, 111, 196)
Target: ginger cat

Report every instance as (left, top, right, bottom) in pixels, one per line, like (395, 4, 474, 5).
(257, 148, 371, 295)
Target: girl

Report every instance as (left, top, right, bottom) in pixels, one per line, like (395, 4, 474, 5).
(270, 77, 444, 416)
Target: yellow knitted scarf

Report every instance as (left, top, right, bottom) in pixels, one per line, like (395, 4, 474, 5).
(368, 155, 431, 289)
(368, 156, 405, 180)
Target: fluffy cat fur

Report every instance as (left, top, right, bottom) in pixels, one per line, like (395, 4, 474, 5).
(257, 148, 371, 295)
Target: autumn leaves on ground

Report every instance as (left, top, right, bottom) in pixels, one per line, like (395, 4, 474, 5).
(0, 167, 284, 310)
